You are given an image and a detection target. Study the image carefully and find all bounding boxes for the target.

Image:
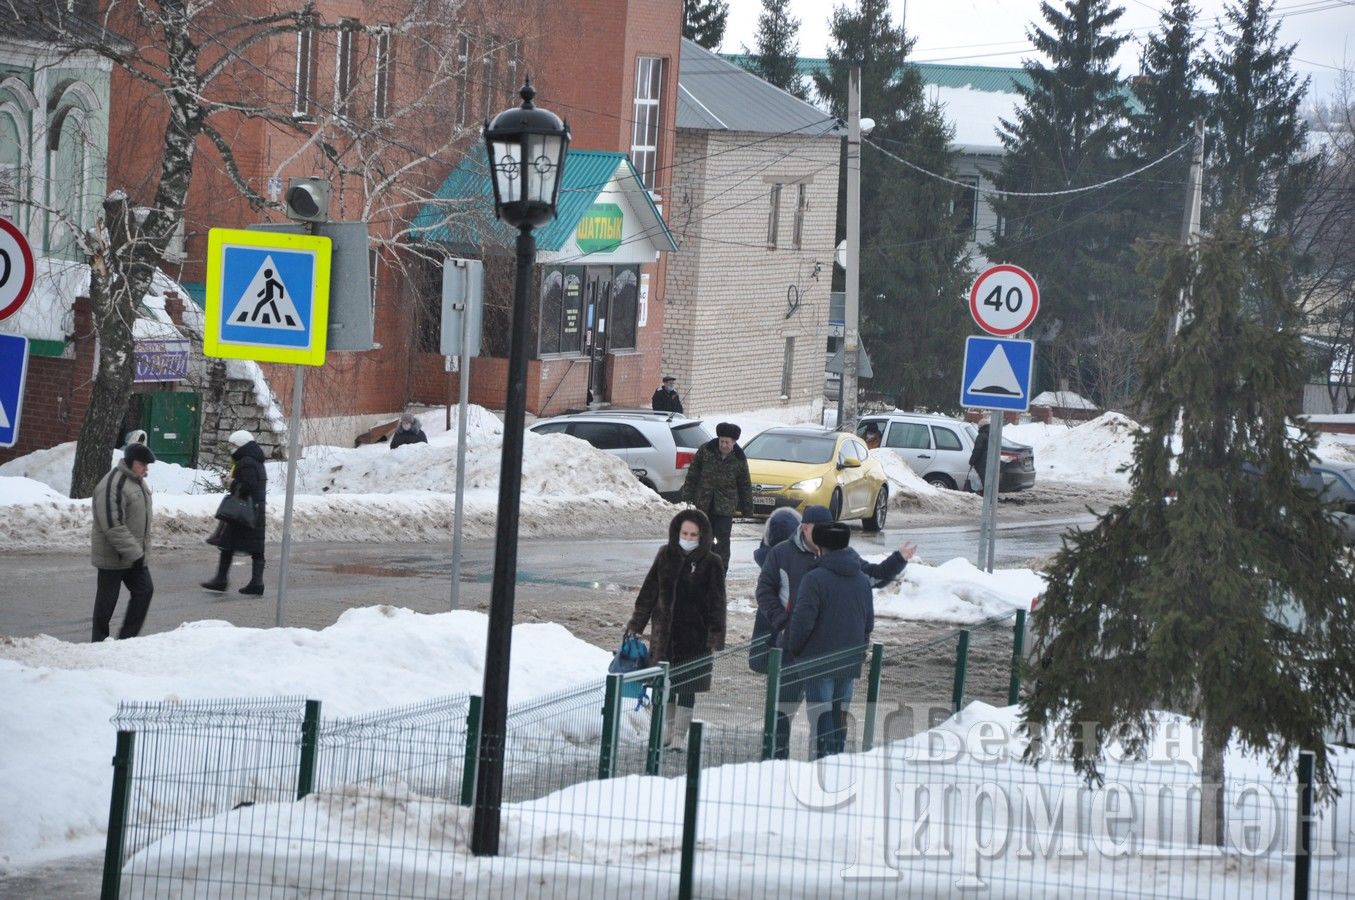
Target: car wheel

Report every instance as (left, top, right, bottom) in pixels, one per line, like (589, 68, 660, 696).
(829, 488, 843, 521)
(863, 486, 888, 532)
(924, 473, 957, 490)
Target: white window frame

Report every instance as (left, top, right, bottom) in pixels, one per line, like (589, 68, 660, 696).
(792, 182, 808, 250)
(294, 27, 317, 118)
(630, 56, 663, 191)
(481, 36, 498, 119)
(373, 28, 392, 121)
(334, 21, 357, 121)
(455, 32, 470, 127)
(505, 39, 520, 94)
(766, 182, 783, 249)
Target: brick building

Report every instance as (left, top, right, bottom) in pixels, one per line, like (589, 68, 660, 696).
(664, 40, 842, 417)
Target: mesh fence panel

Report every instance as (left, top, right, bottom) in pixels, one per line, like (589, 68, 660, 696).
(1313, 752, 1355, 899)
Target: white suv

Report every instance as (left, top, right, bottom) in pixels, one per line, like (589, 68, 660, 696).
(856, 412, 1036, 492)
(530, 410, 714, 500)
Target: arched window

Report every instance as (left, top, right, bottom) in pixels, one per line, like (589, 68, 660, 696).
(0, 75, 39, 230)
(46, 79, 100, 256)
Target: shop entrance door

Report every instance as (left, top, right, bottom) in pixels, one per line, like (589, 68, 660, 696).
(138, 391, 202, 467)
(584, 267, 613, 404)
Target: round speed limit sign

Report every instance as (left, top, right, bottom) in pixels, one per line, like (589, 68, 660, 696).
(969, 263, 1039, 336)
(0, 216, 35, 323)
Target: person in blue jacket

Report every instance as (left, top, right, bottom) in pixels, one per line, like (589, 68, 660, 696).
(753, 504, 915, 758)
(787, 521, 876, 758)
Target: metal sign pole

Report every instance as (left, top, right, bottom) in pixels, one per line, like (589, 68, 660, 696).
(450, 301, 471, 611)
(275, 365, 305, 626)
(980, 412, 1004, 573)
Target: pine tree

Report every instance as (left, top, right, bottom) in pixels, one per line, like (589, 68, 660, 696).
(812, 0, 971, 411)
(746, 0, 807, 99)
(1203, 0, 1314, 231)
(683, 0, 729, 50)
(1129, 0, 1206, 243)
(1023, 225, 1355, 845)
(985, 1, 1136, 342)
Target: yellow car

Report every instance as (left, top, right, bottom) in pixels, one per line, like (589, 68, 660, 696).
(743, 426, 890, 531)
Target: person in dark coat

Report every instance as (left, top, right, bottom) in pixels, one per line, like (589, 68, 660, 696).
(201, 430, 268, 596)
(787, 522, 876, 758)
(390, 412, 429, 449)
(90, 443, 156, 641)
(651, 376, 684, 414)
(680, 422, 753, 570)
(969, 422, 990, 491)
(625, 508, 727, 749)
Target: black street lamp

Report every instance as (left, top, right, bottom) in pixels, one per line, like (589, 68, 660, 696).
(470, 78, 569, 857)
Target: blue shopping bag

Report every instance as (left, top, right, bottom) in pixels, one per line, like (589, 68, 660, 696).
(609, 635, 651, 707)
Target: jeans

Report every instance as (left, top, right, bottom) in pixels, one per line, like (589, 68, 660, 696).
(804, 675, 856, 758)
(93, 565, 154, 641)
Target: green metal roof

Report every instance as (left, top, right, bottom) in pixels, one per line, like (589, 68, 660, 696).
(410, 149, 675, 253)
(784, 57, 1034, 94)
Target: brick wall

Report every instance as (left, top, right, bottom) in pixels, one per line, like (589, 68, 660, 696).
(663, 129, 840, 416)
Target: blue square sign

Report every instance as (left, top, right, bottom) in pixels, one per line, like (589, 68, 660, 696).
(961, 335, 1034, 412)
(217, 245, 317, 349)
(0, 333, 30, 448)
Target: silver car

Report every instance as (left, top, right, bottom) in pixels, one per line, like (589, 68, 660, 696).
(529, 409, 714, 500)
(856, 412, 1037, 492)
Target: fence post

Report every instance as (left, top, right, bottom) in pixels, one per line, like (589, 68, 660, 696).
(296, 699, 321, 800)
(461, 695, 483, 807)
(678, 720, 705, 900)
(99, 730, 135, 900)
(952, 630, 971, 714)
(1296, 750, 1315, 900)
(599, 673, 624, 780)
(862, 642, 885, 752)
(646, 662, 670, 776)
(761, 648, 783, 761)
(1008, 609, 1026, 707)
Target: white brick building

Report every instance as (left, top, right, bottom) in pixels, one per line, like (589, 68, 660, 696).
(663, 40, 842, 417)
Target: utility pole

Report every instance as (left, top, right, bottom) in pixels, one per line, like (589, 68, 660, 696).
(841, 65, 862, 431)
(1172, 118, 1205, 337)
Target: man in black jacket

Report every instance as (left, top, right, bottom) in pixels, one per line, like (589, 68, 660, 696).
(390, 413, 429, 449)
(651, 376, 683, 414)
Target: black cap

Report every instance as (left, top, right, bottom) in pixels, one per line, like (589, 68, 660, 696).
(812, 522, 851, 551)
(124, 443, 156, 466)
(663, 376, 676, 383)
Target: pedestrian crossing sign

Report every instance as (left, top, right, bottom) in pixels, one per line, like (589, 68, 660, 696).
(203, 228, 332, 365)
(961, 335, 1034, 412)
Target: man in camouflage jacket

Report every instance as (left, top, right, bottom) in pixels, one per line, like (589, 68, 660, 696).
(681, 422, 753, 569)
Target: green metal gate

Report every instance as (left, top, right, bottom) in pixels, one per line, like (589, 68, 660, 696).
(138, 391, 201, 468)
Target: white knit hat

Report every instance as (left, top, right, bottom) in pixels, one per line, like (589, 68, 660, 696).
(228, 430, 253, 449)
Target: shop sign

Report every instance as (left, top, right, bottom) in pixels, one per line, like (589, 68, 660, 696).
(575, 203, 624, 254)
(134, 339, 190, 382)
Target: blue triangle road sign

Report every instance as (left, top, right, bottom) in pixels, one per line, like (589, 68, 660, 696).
(961, 335, 1034, 412)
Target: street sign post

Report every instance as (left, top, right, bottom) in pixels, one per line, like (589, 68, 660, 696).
(969, 263, 1039, 336)
(0, 333, 29, 448)
(0, 216, 36, 323)
(442, 258, 484, 612)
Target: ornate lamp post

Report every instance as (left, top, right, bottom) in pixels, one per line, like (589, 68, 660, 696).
(470, 79, 569, 857)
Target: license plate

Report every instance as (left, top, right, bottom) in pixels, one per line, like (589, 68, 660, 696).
(753, 497, 776, 508)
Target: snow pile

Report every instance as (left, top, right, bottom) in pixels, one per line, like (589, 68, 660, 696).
(1030, 390, 1098, 410)
(0, 476, 67, 505)
(871, 448, 980, 515)
(223, 358, 287, 433)
(0, 406, 673, 550)
(0, 607, 612, 869)
(1005, 412, 1140, 485)
(871, 556, 1043, 623)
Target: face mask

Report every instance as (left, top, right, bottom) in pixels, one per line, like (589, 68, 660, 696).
(679, 538, 699, 552)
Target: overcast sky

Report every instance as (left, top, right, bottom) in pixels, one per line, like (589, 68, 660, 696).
(721, 0, 1351, 104)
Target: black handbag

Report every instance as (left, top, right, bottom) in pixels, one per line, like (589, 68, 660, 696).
(214, 493, 255, 527)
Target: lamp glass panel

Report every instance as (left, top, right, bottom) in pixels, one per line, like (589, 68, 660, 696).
(526, 133, 563, 205)
(490, 138, 522, 204)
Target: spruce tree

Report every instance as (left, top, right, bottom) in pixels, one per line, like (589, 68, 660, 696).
(984, 1, 1136, 341)
(745, 0, 807, 99)
(683, 0, 729, 50)
(813, 0, 971, 410)
(1024, 225, 1355, 845)
(1203, 0, 1313, 231)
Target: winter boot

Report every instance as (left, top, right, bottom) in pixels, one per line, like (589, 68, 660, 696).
(201, 551, 232, 592)
(665, 704, 694, 751)
(238, 558, 266, 595)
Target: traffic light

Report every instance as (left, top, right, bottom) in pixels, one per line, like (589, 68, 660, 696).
(284, 176, 331, 223)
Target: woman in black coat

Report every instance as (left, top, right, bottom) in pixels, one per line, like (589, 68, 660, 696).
(201, 430, 268, 596)
(625, 508, 727, 748)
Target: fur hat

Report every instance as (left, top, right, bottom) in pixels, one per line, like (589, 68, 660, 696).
(123, 442, 156, 466)
(812, 522, 851, 551)
(228, 430, 254, 449)
(715, 422, 741, 440)
(801, 505, 833, 525)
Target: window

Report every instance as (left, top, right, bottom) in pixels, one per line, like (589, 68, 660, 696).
(571, 422, 646, 451)
(630, 56, 663, 190)
(886, 423, 931, 451)
(780, 336, 795, 396)
(766, 183, 783, 249)
(505, 40, 520, 93)
(933, 427, 963, 451)
(610, 268, 638, 350)
(481, 37, 498, 118)
(0, 163, 18, 217)
(850, 439, 870, 460)
(671, 423, 707, 449)
(532, 422, 569, 435)
(454, 33, 470, 126)
(293, 26, 318, 118)
(373, 28, 392, 120)
(792, 183, 808, 250)
(538, 266, 585, 356)
(953, 175, 979, 239)
(334, 20, 357, 120)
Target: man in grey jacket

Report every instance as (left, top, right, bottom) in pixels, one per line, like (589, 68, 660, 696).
(90, 443, 156, 641)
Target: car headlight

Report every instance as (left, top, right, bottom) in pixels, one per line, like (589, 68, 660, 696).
(790, 477, 823, 492)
